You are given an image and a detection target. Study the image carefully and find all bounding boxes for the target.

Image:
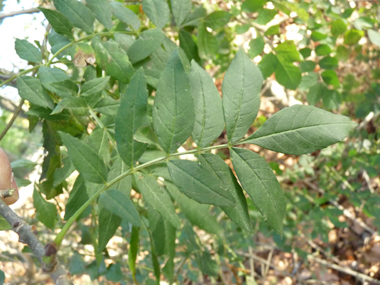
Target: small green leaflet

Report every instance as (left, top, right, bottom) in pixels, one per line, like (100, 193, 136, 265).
(259, 53, 278, 78)
(190, 61, 224, 147)
(199, 154, 251, 232)
(128, 226, 139, 284)
(116, 68, 148, 167)
(48, 79, 78, 98)
(53, 0, 94, 33)
(249, 36, 265, 58)
(197, 22, 218, 58)
(33, 188, 57, 230)
(222, 49, 263, 142)
(204, 11, 230, 30)
(99, 189, 140, 227)
(275, 40, 301, 62)
(17, 76, 54, 109)
(171, 0, 192, 27)
(0, 216, 11, 231)
(64, 175, 89, 221)
(134, 172, 181, 229)
(39, 8, 74, 40)
(179, 30, 200, 62)
(51, 97, 88, 116)
(167, 160, 235, 206)
(243, 104, 357, 155)
(152, 49, 194, 154)
(92, 37, 134, 83)
(80, 76, 110, 97)
(87, 0, 113, 30)
(98, 205, 122, 253)
(14, 39, 42, 63)
(38, 66, 70, 92)
(127, 29, 165, 64)
(48, 30, 71, 58)
(230, 148, 286, 234)
(368, 29, 380, 47)
(110, 1, 140, 31)
(59, 132, 108, 183)
(142, 0, 169, 29)
(275, 59, 301, 90)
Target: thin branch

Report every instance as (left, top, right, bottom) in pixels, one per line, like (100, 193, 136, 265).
(0, 199, 73, 285)
(0, 99, 24, 141)
(0, 7, 40, 20)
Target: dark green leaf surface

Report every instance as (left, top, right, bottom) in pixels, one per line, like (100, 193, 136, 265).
(167, 160, 235, 206)
(127, 29, 165, 64)
(59, 132, 108, 183)
(242, 0, 265, 12)
(134, 172, 181, 228)
(98, 206, 122, 252)
(310, 31, 327, 41)
(199, 154, 251, 232)
(110, 1, 140, 31)
(54, 0, 94, 33)
(48, 79, 78, 97)
(33, 188, 57, 229)
(152, 49, 194, 153)
(319, 56, 338, 70)
(254, 9, 277, 25)
(249, 36, 265, 58)
(165, 182, 222, 236)
(315, 44, 332, 56)
(15, 39, 42, 63)
(321, 70, 340, 87)
(190, 61, 224, 147)
(299, 72, 318, 91)
(171, 0, 192, 27)
(142, 0, 169, 29)
(275, 40, 301, 62)
(38, 66, 70, 91)
(114, 33, 135, 53)
(307, 83, 324, 105)
(222, 49, 263, 142)
(39, 8, 74, 40)
(64, 175, 89, 221)
(128, 226, 139, 284)
(231, 148, 286, 234)
(87, 0, 113, 30)
(17, 76, 54, 109)
(197, 22, 219, 58)
(331, 19, 347, 36)
(47, 30, 71, 58)
(179, 29, 201, 62)
(275, 59, 301, 90)
(204, 11, 230, 30)
(99, 189, 140, 226)
(80, 76, 110, 96)
(107, 157, 132, 194)
(243, 104, 357, 155)
(92, 37, 134, 83)
(51, 97, 88, 116)
(86, 128, 110, 164)
(116, 69, 148, 167)
(259, 53, 278, 78)
(344, 29, 364, 45)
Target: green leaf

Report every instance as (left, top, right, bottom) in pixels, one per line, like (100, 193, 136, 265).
(171, 0, 192, 27)
(204, 11, 230, 30)
(48, 79, 79, 98)
(243, 104, 357, 155)
(110, 1, 140, 31)
(230, 148, 286, 234)
(265, 24, 280, 36)
(179, 29, 201, 62)
(134, 172, 181, 228)
(107, 157, 132, 194)
(190, 61, 224, 147)
(222, 49, 263, 142)
(99, 189, 140, 227)
(275, 40, 301, 62)
(319, 56, 338, 70)
(39, 8, 74, 40)
(167, 160, 235, 206)
(254, 9, 277, 25)
(310, 31, 327, 41)
(195, 250, 219, 277)
(127, 29, 165, 64)
(47, 30, 71, 58)
(307, 83, 323, 105)
(92, 37, 134, 83)
(315, 44, 332, 56)
(128, 226, 139, 284)
(321, 70, 340, 87)
(165, 182, 222, 235)
(51, 97, 88, 116)
(80, 76, 110, 96)
(0, 270, 5, 284)
(199, 154, 251, 232)
(197, 22, 219, 58)
(17, 76, 54, 109)
(331, 19, 347, 36)
(180, 6, 206, 27)
(368, 29, 380, 47)
(0, 216, 11, 231)
(114, 33, 135, 53)
(116, 68, 148, 167)
(98, 206, 122, 252)
(242, 0, 265, 12)
(33, 188, 57, 230)
(54, 0, 94, 33)
(336, 46, 350, 61)
(258, 53, 278, 78)
(248, 36, 265, 58)
(235, 24, 250, 34)
(59, 132, 108, 183)
(275, 59, 301, 90)
(142, 0, 169, 29)
(106, 263, 122, 282)
(299, 61, 316, 72)
(86, 128, 110, 164)
(54, 157, 75, 187)
(64, 176, 89, 221)
(344, 29, 364, 45)
(38, 66, 70, 92)
(86, 0, 113, 30)
(300, 47, 312, 59)
(69, 252, 86, 275)
(15, 39, 42, 63)
(152, 49, 194, 153)
(299, 72, 318, 91)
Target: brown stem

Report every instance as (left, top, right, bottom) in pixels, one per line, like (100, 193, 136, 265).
(0, 199, 73, 284)
(0, 7, 40, 20)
